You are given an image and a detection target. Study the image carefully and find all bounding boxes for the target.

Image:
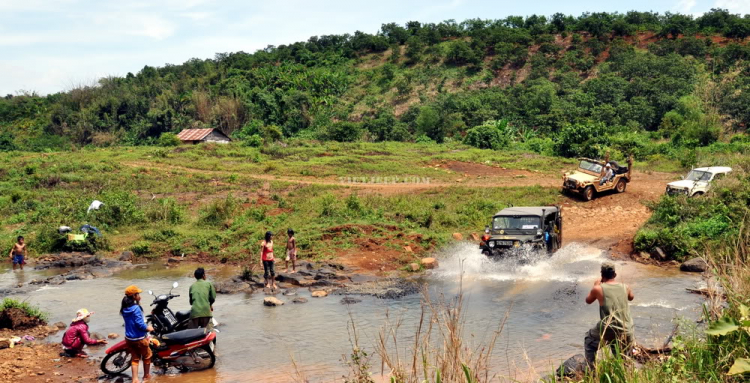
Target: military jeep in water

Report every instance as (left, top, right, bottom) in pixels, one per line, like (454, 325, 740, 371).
(562, 157, 632, 201)
(480, 206, 562, 257)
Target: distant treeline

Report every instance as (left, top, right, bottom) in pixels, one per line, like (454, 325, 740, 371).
(1, 9, 749, 158)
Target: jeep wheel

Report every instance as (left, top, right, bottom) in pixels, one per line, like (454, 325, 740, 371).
(615, 180, 626, 193)
(583, 186, 594, 201)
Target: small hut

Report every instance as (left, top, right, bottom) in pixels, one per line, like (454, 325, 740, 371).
(176, 128, 231, 144)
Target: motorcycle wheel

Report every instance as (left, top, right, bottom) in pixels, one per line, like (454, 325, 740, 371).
(180, 345, 216, 371)
(100, 350, 132, 375)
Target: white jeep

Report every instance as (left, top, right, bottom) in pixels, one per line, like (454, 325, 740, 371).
(665, 166, 732, 197)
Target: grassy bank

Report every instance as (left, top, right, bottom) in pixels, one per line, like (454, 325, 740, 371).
(0, 142, 562, 267)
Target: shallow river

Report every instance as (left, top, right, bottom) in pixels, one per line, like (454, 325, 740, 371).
(0, 243, 704, 382)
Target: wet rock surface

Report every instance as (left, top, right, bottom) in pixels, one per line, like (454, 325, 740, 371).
(214, 281, 253, 294)
(292, 297, 308, 304)
(263, 297, 284, 306)
(339, 277, 421, 299)
(680, 257, 708, 273)
(340, 297, 362, 305)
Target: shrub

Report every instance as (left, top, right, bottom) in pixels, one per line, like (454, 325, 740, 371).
(199, 194, 239, 226)
(0, 298, 48, 322)
(145, 198, 185, 225)
(90, 191, 145, 229)
(131, 241, 151, 255)
(463, 120, 511, 150)
(245, 134, 263, 147)
(326, 121, 362, 142)
(157, 133, 181, 147)
(554, 123, 609, 158)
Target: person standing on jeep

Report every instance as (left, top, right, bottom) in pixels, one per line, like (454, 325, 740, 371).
(583, 262, 635, 367)
(8, 236, 26, 271)
(599, 164, 614, 185)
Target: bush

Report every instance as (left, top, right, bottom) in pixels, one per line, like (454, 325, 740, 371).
(145, 198, 185, 225)
(0, 298, 48, 322)
(199, 194, 238, 226)
(131, 241, 151, 255)
(463, 120, 511, 150)
(157, 133, 181, 147)
(89, 191, 145, 229)
(245, 134, 263, 147)
(554, 123, 609, 158)
(326, 121, 362, 142)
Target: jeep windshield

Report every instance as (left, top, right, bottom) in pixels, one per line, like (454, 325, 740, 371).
(686, 170, 711, 181)
(493, 216, 541, 231)
(578, 160, 602, 174)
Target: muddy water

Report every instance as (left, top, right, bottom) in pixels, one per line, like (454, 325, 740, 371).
(0, 243, 704, 382)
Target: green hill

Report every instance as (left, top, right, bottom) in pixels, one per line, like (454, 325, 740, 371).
(1, 9, 750, 162)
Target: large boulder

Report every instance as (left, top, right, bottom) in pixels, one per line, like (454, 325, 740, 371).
(214, 281, 252, 294)
(421, 258, 438, 269)
(263, 297, 284, 306)
(680, 257, 708, 273)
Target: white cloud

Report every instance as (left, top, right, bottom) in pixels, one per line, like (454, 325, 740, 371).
(674, 0, 697, 13)
(714, 0, 750, 15)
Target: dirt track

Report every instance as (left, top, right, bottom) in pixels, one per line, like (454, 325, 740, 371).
(124, 160, 677, 257)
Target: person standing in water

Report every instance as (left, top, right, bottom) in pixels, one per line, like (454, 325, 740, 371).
(284, 228, 297, 273)
(121, 285, 154, 383)
(189, 267, 216, 329)
(584, 262, 635, 367)
(259, 231, 277, 290)
(8, 236, 26, 270)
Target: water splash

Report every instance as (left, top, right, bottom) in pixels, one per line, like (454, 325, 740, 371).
(431, 242, 606, 283)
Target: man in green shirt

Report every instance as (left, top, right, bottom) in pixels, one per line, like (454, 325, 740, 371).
(189, 267, 216, 329)
(584, 262, 635, 367)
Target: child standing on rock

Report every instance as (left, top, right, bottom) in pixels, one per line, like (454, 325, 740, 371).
(260, 231, 277, 290)
(284, 228, 297, 273)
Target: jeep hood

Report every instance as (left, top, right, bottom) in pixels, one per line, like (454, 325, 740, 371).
(667, 180, 696, 190)
(566, 171, 597, 183)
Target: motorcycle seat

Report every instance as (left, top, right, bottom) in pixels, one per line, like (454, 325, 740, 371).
(175, 310, 191, 321)
(161, 328, 206, 345)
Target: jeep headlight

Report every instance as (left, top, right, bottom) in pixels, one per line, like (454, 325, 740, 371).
(488, 241, 495, 248)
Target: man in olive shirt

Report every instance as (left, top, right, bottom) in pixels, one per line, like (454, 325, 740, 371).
(584, 262, 635, 367)
(189, 267, 216, 329)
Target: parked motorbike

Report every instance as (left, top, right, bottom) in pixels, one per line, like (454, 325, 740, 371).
(147, 282, 191, 335)
(100, 327, 217, 375)
(100, 282, 218, 375)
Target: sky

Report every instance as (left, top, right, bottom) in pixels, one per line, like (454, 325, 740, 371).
(1, 0, 749, 95)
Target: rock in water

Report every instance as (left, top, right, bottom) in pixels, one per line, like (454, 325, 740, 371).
(555, 354, 587, 377)
(340, 297, 362, 305)
(263, 297, 284, 306)
(452, 233, 463, 241)
(292, 297, 308, 304)
(680, 257, 708, 273)
(53, 322, 66, 330)
(214, 281, 252, 294)
(311, 290, 328, 298)
(421, 257, 438, 269)
(409, 263, 420, 272)
(107, 333, 119, 339)
(91, 332, 105, 341)
(118, 251, 133, 262)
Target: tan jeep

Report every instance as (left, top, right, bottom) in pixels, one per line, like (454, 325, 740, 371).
(562, 157, 632, 201)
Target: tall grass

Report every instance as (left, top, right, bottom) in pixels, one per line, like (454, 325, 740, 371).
(343, 266, 510, 383)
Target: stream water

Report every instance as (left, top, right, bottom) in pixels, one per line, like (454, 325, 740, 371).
(0, 242, 705, 382)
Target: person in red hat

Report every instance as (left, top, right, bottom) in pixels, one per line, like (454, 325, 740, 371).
(61, 308, 107, 358)
(121, 285, 154, 383)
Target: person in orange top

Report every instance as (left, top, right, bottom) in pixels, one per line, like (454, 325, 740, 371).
(259, 231, 277, 290)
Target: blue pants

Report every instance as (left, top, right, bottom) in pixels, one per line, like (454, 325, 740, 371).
(12, 254, 24, 265)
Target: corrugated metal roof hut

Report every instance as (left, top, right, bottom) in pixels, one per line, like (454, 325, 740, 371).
(176, 129, 231, 144)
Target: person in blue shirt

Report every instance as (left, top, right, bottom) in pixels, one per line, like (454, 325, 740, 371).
(121, 285, 154, 383)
